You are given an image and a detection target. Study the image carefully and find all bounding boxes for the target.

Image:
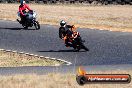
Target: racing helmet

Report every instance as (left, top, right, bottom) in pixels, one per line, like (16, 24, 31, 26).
(20, 0, 25, 5)
(60, 20, 66, 26)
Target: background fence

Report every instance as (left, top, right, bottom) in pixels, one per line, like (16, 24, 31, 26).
(0, 0, 132, 5)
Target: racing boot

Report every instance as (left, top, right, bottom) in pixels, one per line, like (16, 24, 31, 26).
(17, 19, 22, 24)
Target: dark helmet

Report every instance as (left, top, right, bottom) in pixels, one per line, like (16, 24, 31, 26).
(60, 20, 66, 26)
(20, 0, 25, 5)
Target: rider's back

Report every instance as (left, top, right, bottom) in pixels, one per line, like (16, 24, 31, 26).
(59, 25, 72, 39)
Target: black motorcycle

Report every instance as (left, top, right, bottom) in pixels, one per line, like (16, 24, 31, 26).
(59, 27, 89, 51)
(17, 10, 40, 30)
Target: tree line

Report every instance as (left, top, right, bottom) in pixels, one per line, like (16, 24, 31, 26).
(0, 0, 131, 5)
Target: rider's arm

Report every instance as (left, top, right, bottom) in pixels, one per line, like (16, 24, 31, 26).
(59, 27, 63, 39)
(25, 4, 31, 11)
(19, 7, 25, 16)
(66, 25, 73, 29)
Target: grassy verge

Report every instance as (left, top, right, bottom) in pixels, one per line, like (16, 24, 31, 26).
(0, 50, 64, 67)
(0, 4, 132, 32)
(0, 70, 131, 88)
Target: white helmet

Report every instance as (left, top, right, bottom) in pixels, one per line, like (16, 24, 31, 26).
(21, 0, 26, 5)
(23, 0, 25, 4)
(60, 20, 66, 26)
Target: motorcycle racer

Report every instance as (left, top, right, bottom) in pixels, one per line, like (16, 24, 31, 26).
(17, 0, 32, 24)
(59, 20, 79, 47)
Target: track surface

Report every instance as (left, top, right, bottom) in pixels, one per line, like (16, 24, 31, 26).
(1, 65, 132, 75)
(0, 20, 132, 66)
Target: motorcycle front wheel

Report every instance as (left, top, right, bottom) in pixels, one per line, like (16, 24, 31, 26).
(34, 21, 40, 30)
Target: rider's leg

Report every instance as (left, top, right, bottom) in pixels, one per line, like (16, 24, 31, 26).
(72, 40, 77, 49)
(19, 15, 26, 24)
(17, 15, 23, 24)
(65, 39, 72, 47)
(22, 16, 26, 24)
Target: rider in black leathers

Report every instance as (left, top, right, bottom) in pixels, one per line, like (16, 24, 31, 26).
(59, 20, 75, 47)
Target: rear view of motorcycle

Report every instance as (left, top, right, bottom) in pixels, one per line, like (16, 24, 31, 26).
(72, 36, 89, 51)
(17, 10, 40, 30)
(59, 24, 89, 52)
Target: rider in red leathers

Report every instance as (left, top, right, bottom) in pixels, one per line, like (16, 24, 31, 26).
(17, 0, 32, 24)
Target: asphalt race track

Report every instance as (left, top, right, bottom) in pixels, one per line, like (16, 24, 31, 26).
(0, 20, 132, 67)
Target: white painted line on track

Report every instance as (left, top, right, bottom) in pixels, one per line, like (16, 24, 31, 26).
(0, 48, 72, 65)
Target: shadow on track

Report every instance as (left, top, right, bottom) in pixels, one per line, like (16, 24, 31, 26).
(0, 27, 35, 30)
(38, 49, 87, 52)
